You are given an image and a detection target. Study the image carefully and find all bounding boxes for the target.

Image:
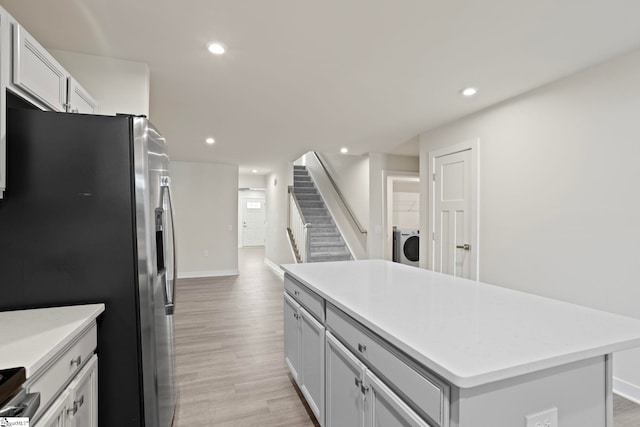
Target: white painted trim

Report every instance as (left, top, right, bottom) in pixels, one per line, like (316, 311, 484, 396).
(427, 139, 480, 280)
(264, 258, 285, 278)
(177, 269, 239, 279)
(613, 376, 640, 405)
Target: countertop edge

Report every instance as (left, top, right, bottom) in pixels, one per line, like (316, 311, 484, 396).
(21, 304, 105, 378)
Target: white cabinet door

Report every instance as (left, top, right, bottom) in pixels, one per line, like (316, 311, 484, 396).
(33, 390, 71, 427)
(284, 293, 300, 383)
(326, 332, 365, 427)
(299, 306, 325, 425)
(66, 355, 98, 427)
(12, 23, 68, 112)
(68, 77, 97, 114)
(364, 370, 432, 427)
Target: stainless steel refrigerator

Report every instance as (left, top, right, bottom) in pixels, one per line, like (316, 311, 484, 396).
(0, 105, 178, 427)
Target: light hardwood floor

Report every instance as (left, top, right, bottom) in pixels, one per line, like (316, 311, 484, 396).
(172, 247, 640, 426)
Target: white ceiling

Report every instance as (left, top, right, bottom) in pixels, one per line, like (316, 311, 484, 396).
(2, 0, 640, 174)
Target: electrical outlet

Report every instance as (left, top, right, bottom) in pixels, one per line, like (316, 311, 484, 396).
(203, 249, 209, 257)
(526, 407, 557, 427)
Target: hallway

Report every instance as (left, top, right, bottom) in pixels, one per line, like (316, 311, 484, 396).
(172, 247, 318, 426)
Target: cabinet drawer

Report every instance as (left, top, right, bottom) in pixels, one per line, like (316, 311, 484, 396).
(27, 323, 97, 423)
(327, 304, 447, 426)
(284, 275, 324, 322)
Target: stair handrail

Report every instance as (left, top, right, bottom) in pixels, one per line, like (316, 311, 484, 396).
(311, 151, 367, 235)
(287, 186, 309, 262)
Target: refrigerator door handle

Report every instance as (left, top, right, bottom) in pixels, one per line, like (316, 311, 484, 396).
(160, 176, 177, 316)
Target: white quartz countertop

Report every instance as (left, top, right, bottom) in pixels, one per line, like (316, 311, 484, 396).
(281, 260, 640, 388)
(0, 304, 105, 377)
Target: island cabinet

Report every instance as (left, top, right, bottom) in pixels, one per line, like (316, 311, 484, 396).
(282, 260, 640, 427)
(284, 277, 325, 425)
(326, 304, 448, 427)
(326, 332, 431, 427)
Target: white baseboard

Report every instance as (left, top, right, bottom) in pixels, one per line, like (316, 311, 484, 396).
(177, 269, 239, 279)
(613, 377, 640, 404)
(264, 258, 284, 278)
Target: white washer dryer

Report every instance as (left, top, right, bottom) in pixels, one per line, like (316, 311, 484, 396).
(392, 229, 419, 267)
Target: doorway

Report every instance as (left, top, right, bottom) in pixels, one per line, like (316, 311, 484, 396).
(428, 140, 479, 280)
(238, 190, 266, 247)
(383, 172, 420, 262)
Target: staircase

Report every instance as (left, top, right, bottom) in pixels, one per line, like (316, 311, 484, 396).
(293, 165, 352, 262)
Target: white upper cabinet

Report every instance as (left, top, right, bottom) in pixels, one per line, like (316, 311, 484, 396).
(12, 23, 68, 112)
(68, 77, 97, 114)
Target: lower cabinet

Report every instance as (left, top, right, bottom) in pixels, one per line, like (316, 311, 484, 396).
(284, 293, 325, 425)
(325, 332, 365, 427)
(326, 332, 431, 427)
(35, 390, 70, 427)
(34, 355, 98, 427)
(364, 370, 431, 427)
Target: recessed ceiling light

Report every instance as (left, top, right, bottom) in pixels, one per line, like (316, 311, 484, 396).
(207, 43, 226, 55)
(252, 169, 258, 174)
(206, 137, 215, 144)
(340, 147, 349, 154)
(461, 87, 478, 97)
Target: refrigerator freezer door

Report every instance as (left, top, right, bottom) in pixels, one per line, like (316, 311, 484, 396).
(133, 117, 177, 427)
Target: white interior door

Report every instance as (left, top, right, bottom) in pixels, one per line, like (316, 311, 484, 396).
(242, 198, 266, 246)
(431, 143, 478, 279)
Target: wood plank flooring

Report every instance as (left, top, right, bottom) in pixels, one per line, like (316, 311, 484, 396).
(172, 247, 640, 426)
(173, 247, 319, 426)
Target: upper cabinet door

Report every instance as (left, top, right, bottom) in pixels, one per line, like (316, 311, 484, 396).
(12, 23, 68, 112)
(68, 77, 97, 114)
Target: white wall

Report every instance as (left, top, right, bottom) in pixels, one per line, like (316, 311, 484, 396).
(264, 162, 295, 273)
(171, 161, 239, 277)
(318, 153, 370, 230)
(239, 173, 267, 189)
(50, 50, 150, 117)
(419, 48, 640, 400)
(369, 153, 419, 258)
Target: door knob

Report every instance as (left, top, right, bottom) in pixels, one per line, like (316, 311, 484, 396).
(456, 244, 471, 251)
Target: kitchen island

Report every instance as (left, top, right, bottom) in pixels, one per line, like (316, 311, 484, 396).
(281, 259, 640, 427)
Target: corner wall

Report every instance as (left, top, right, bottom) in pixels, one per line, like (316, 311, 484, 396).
(171, 161, 239, 278)
(264, 162, 295, 273)
(419, 48, 640, 400)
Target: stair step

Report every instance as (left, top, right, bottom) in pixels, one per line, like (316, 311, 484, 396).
(307, 220, 333, 226)
(294, 189, 317, 195)
(294, 165, 306, 170)
(294, 191, 322, 202)
(295, 181, 315, 188)
(310, 241, 346, 248)
(298, 201, 324, 208)
(306, 215, 332, 221)
(310, 236, 343, 243)
(309, 232, 340, 238)
(308, 225, 338, 231)
(301, 207, 328, 215)
(294, 175, 312, 182)
(308, 251, 352, 262)
(293, 170, 308, 175)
